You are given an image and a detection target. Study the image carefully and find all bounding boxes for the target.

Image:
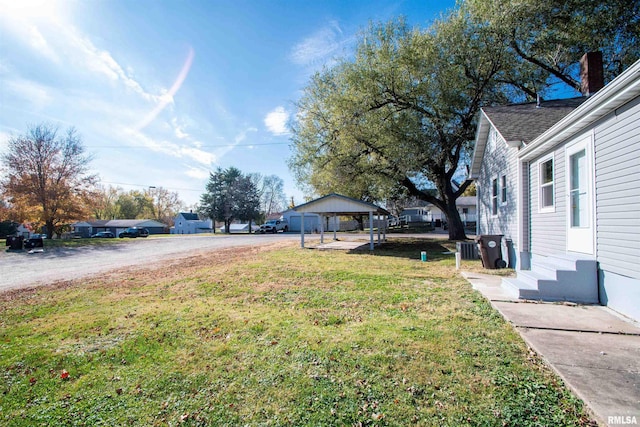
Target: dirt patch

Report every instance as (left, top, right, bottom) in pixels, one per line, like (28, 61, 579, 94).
(0, 241, 295, 305)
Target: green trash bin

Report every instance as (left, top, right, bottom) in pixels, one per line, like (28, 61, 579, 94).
(476, 235, 506, 269)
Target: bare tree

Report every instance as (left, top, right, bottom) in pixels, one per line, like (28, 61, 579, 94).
(145, 186, 184, 226)
(1, 123, 98, 238)
(250, 173, 287, 216)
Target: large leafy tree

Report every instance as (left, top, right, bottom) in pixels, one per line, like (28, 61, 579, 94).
(290, 17, 510, 239)
(464, 0, 640, 98)
(1, 123, 98, 238)
(146, 186, 184, 226)
(199, 167, 260, 233)
(114, 190, 149, 220)
(92, 186, 184, 225)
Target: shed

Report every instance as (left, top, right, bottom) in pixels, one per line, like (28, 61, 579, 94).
(293, 193, 390, 250)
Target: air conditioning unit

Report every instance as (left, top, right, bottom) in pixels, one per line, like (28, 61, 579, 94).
(456, 241, 479, 260)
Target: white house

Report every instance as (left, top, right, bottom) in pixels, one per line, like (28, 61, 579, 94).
(400, 196, 477, 225)
(171, 212, 213, 234)
(470, 53, 640, 322)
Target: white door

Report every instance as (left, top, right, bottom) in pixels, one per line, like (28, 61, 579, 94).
(566, 135, 594, 254)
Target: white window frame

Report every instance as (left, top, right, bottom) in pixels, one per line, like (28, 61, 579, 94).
(501, 174, 507, 204)
(491, 177, 498, 215)
(538, 154, 555, 213)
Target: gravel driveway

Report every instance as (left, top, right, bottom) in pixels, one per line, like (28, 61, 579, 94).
(0, 234, 304, 292)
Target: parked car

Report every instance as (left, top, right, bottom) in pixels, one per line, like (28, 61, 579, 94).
(118, 227, 149, 238)
(259, 219, 288, 233)
(91, 231, 115, 238)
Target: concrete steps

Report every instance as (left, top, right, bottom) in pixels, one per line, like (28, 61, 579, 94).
(501, 253, 599, 304)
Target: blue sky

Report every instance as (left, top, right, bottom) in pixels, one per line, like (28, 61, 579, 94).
(0, 0, 456, 207)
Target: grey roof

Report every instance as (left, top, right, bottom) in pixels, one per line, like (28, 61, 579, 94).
(179, 212, 199, 221)
(82, 219, 167, 228)
(455, 196, 476, 206)
(293, 193, 390, 215)
(470, 96, 588, 179)
(483, 97, 587, 144)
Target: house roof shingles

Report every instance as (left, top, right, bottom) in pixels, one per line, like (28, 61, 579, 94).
(483, 96, 587, 144)
(179, 213, 199, 221)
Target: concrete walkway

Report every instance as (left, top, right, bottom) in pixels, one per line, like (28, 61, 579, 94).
(461, 271, 640, 427)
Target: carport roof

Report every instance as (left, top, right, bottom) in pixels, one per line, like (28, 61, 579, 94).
(293, 193, 389, 216)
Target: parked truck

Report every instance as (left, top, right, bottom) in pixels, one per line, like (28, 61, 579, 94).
(259, 219, 288, 233)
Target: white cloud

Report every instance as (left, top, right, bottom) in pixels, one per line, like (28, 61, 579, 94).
(264, 106, 290, 136)
(290, 20, 346, 67)
(0, 131, 11, 151)
(6, 78, 53, 110)
(171, 117, 189, 139)
(26, 24, 60, 63)
(1, 3, 159, 104)
(184, 166, 211, 180)
(179, 146, 217, 165)
(62, 27, 158, 103)
(126, 128, 218, 166)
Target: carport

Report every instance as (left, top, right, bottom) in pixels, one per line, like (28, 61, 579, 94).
(293, 193, 390, 250)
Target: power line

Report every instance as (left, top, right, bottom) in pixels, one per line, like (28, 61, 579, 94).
(87, 142, 289, 149)
(99, 181, 203, 192)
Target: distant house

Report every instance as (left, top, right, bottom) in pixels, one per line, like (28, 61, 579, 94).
(400, 196, 477, 226)
(72, 219, 168, 237)
(171, 212, 213, 234)
(470, 54, 640, 322)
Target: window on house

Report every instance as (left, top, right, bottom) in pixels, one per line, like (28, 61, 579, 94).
(501, 175, 507, 203)
(492, 178, 498, 215)
(540, 158, 554, 210)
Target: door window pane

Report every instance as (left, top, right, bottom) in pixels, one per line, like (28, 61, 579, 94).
(570, 149, 588, 227)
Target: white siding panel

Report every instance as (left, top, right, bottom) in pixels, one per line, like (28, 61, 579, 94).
(595, 95, 640, 279)
(594, 170, 638, 189)
(596, 202, 640, 212)
(598, 252, 640, 274)
(477, 128, 519, 247)
(530, 147, 566, 256)
(595, 121, 640, 149)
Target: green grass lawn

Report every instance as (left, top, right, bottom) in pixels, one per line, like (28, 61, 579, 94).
(0, 239, 593, 426)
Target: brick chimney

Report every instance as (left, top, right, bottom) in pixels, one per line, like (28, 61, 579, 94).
(580, 52, 604, 96)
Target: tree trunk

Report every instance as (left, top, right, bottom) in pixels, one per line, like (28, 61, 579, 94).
(400, 175, 469, 241)
(441, 179, 468, 241)
(45, 219, 54, 239)
(444, 200, 467, 241)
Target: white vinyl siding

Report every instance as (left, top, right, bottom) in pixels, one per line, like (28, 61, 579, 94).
(530, 148, 566, 256)
(477, 128, 519, 246)
(594, 95, 640, 279)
